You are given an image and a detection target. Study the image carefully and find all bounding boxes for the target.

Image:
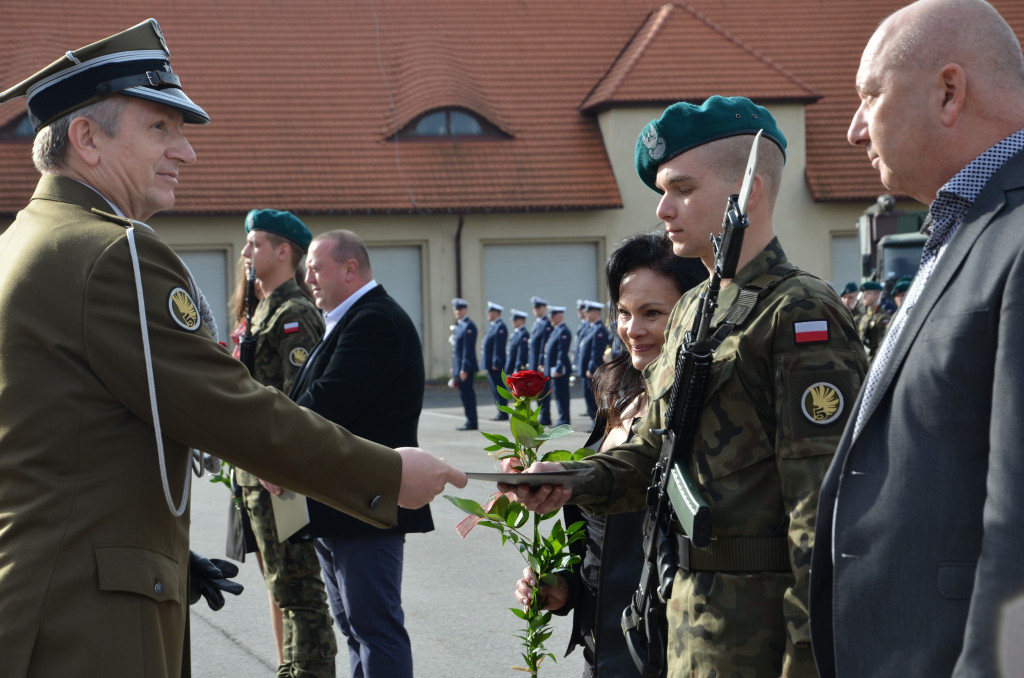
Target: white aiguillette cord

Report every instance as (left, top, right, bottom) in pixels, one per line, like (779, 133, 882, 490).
(127, 225, 191, 517)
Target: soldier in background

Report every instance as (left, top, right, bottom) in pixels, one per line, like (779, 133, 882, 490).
(544, 305, 573, 426)
(528, 296, 554, 426)
(482, 301, 509, 421)
(505, 309, 531, 376)
(507, 96, 867, 677)
(451, 298, 479, 430)
(857, 280, 891, 361)
(840, 281, 863, 324)
(235, 209, 337, 677)
(577, 300, 609, 423)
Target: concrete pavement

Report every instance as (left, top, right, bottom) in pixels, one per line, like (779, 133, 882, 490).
(189, 380, 596, 677)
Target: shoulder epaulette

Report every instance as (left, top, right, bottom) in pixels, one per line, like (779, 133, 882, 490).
(90, 208, 153, 232)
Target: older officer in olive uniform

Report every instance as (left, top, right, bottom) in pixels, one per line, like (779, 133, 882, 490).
(528, 296, 554, 425)
(481, 301, 509, 421)
(857, 280, 891, 361)
(544, 305, 573, 426)
(505, 309, 530, 376)
(235, 209, 337, 677)
(508, 97, 867, 677)
(0, 21, 464, 678)
(451, 298, 479, 430)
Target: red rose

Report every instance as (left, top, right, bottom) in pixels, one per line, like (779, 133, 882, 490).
(505, 370, 549, 399)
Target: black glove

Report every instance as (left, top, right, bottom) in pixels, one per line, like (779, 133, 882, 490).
(188, 550, 244, 611)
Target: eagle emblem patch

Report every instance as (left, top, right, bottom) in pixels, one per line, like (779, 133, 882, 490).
(800, 382, 844, 425)
(168, 287, 201, 332)
(289, 347, 310, 367)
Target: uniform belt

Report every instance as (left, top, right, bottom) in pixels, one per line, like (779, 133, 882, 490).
(677, 534, 790, 573)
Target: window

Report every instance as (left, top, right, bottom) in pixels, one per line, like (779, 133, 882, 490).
(398, 108, 505, 139)
(0, 114, 34, 140)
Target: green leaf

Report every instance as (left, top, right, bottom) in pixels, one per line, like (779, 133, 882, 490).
(534, 424, 574, 441)
(497, 403, 516, 416)
(483, 443, 505, 452)
(572, 446, 597, 461)
(497, 384, 513, 400)
(443, 495, 487, 517)
(539, 449, 573, 462)
(510, 415, 542, 448)
(480, 430, 513, 447)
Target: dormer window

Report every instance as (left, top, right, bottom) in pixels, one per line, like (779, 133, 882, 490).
(398, 108, 506, 139)
(0, 114, 34, 140)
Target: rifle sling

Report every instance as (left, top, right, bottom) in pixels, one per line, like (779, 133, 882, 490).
(711, 263, 801, 343)
(678, 535, 790, 573)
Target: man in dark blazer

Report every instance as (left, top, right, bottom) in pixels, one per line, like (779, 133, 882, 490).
(451, 297, 479, 430)
(287, 230, 434, 678)
(481, 301, 509, 421)
(810, 2, 1024, 676)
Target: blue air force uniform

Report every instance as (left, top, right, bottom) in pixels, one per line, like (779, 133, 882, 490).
(451, 298, 478, 430)
(576, 301, 609, 420)
(481, 302, 509, 420)
(528, 296, 554, 425)
(544, 308, 573, 426)
(505, 309, 531, 376)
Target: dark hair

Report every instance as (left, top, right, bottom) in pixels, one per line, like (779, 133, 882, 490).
(593, 231, 706, 431)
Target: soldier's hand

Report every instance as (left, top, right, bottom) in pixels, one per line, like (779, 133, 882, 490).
(497, 461, 572, 513)
(459, 370, 469, 382)
(516, 566, 569, 612)
(397, 447, 468, 508)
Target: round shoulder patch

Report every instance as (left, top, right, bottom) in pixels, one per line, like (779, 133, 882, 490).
(289, 347, 310, 367)
(801, 382, 844, 425)
(167, 287, 201, 332)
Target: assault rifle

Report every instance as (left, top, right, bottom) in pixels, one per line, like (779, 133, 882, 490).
(621, 130, 761, 678)
(237, 262, 258, 374)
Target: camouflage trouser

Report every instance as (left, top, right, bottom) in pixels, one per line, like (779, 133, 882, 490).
(665, 570, 817, 678)
(242, 484, 338, 678)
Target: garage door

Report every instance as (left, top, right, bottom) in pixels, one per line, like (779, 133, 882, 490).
(482, 242, 599, 322)
(366, 245, 423, 339)
(177, 249, 229, 342)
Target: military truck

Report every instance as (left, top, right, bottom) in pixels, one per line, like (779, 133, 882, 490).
(857, 194, 928, 291)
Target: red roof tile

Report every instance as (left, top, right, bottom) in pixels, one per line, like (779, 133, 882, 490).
(1, 1, 1024, 213)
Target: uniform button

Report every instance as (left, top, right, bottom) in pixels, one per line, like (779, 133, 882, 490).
(369, 495, 381, 509)
(154, 581, 164, 595)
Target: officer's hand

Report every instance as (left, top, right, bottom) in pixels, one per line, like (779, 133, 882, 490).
(516, 566, 569, 612)
(397, 447, 468, 508)
(497, 461, 572, 513)
(188, 550, 244, 611)
(459, 370, 469, 382)
(552, 371, 563, 378)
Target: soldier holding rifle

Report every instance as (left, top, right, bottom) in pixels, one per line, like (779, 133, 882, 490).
(505, 97, 866, 677)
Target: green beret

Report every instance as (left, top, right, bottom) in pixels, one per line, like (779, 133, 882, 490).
(0, 19, 208, 132)
(860, 281, 883, 292)
(635, 96, 787, 194)
(892, 279, 912, 294)
(245, 209, 312, 252)
(841, 282, 859, 296)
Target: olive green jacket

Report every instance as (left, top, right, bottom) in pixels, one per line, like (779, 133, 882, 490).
(0, 175, 401, 678)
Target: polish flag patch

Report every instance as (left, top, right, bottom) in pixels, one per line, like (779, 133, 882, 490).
(794, 320, 829, 345)
(283, 322, 300, 334)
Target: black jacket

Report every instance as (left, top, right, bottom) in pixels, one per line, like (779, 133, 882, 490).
(289, 285, 433, 537)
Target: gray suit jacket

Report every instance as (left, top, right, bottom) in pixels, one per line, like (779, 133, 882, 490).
(810, 150, 1024, 677)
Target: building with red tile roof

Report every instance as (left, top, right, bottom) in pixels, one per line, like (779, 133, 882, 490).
(2, 0, 1022, 376)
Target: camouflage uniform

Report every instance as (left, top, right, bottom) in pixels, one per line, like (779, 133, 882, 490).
(567, 239, 867, 677)
(234, 278, 337, 678)
(857, 306, 891, 361)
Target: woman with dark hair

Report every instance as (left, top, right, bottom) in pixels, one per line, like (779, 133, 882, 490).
(515, 231, 706, 677)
